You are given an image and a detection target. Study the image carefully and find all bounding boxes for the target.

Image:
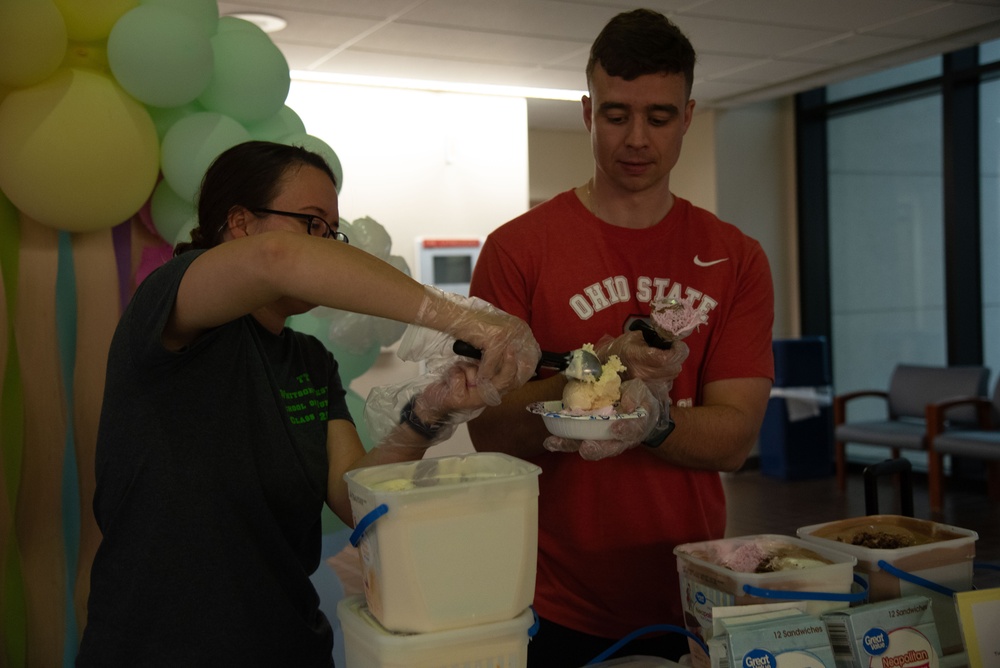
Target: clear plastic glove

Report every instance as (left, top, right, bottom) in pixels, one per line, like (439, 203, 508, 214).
(367, 361, 488, 450)
(543, 379, 665, 461)
(413, 285, 540, 405)
(596, 330, 689, 387)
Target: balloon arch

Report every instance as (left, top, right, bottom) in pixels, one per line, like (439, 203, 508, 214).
(0, 2, 407, 665)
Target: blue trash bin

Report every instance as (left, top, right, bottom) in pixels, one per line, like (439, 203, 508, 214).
(759, 337, 834, 479)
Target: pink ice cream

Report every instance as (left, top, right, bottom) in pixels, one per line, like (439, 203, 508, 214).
(650, 297, 708, 342)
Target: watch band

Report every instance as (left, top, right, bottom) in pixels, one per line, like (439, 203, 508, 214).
(400, 397, 442, 440)
(643, 416, 675, 448)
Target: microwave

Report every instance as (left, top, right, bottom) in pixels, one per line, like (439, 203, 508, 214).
(415, 237, 484, 297)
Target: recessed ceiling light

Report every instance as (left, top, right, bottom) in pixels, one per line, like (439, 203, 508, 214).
(228, 12, 287, 33)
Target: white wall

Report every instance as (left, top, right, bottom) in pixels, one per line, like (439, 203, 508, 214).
(286, 81, 530, 275)
(527, 128, 592, 206)
(714, 98, 798, 339)
(672, 108, 719, 213)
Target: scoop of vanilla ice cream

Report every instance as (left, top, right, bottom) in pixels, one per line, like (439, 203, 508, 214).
(562, 354, 626, 413)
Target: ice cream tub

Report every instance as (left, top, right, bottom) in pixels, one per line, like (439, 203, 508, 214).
(796, 515, 978, 655)
(344, 452, 540, 633)
(674, 534, 860, 668)
(336, 595, 537, 668)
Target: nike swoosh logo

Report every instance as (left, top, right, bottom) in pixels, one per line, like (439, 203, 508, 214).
(694, 255, 728, 267)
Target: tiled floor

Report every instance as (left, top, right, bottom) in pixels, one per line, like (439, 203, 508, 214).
(722, 463, 1000, 576)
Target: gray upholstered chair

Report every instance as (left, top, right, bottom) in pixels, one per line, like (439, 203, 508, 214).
(926, 378, 1000, 512)
(833, 364, 989, 491)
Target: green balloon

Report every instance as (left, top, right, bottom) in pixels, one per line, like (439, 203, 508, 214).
(246, 105, 307, 141)
(215, 15, 263, 34)
(198, 23, 290, 125)
(284, 133, 344, 194)
(108, 4, 213, 107)
(146, 100, 205, 142)
(140, 0, 218, 39)
(160, 111, 250, 203)
(150, 178, 196, 243)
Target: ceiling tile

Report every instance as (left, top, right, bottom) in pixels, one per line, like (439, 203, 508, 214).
(688, 0, 950, 31)
(218, 0, 1000, 128)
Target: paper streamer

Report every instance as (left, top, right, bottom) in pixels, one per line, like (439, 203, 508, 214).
(55, 231, 80, 663)
(13, 213, 68, 667)
(0, 191, 26, 667)
(70, 228, 120, 636)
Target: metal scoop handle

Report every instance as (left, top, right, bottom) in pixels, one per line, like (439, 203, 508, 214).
(453, 340, 574, 372)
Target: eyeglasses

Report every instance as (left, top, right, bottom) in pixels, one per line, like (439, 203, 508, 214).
(252, 208, 349, 243)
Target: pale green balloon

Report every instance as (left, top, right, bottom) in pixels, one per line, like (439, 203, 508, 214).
(160, 111, 250, 204)
(0, 0, 68, 88)
(215, 15, 264, 35)
(146, 100, 205, 142)
(140, 0, 218, 39)
(283, 133, 344, 194)
(150, 178, 196, 244)
(172, 217, 198, 247)
(246, 105, 307, 141)
(108, 4, 213, 107)
(198, 23, 290, 125)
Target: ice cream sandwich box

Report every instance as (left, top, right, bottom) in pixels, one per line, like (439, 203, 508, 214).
(715, 610, 837, 668)
(821, 595, 942, 668)
(707, 606, 807, 668)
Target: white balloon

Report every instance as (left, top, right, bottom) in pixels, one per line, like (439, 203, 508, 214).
(350, 216, 392, 260)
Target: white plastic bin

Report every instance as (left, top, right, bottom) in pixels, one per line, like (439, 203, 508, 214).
(797, 515, 978, 655)
(344, 452, 540, 633)
(337, 595, 535, 668)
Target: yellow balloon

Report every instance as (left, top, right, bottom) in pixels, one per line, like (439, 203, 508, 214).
(0, 0, 68, 88)
(61, 40, 110, 74)
(0, 68, 160, 232)
(52, 0, 138, 42)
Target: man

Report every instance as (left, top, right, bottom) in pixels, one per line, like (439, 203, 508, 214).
(468, 9, 774, 666)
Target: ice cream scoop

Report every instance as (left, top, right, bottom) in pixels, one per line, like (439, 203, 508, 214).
(453, 341, 602, 380)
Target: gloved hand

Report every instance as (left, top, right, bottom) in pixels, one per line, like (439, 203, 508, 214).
(373, 361, 488, 450)
(543, 379, 665, 461)
(595, 330, 689, 388)
(413, 285, 540, 406)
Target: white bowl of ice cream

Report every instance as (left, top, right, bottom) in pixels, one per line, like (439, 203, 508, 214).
(527, 400, 647, 441)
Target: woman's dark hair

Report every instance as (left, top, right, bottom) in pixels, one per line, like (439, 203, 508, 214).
(174, 140, 337, 255)
(586, 8, 696, 96)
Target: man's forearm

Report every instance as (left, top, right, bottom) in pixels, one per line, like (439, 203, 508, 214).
(644, 377, 771, 471)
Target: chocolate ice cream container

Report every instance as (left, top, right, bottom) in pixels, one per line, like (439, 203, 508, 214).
(797, 515, 977, 655)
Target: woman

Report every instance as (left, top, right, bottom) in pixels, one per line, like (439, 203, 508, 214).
(76, 141, 540, 666)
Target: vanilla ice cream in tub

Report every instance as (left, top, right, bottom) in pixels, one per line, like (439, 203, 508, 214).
(345, 452, 540, 633)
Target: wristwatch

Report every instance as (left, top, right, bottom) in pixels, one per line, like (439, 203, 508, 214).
(643, 416, 675, 448)
(400, 397, 442, 440)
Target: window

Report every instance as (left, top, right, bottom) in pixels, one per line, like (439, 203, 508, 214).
(798, 44, 996, 470)
(981, 78, 1000, 386)
(826, 57, 940, 102)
